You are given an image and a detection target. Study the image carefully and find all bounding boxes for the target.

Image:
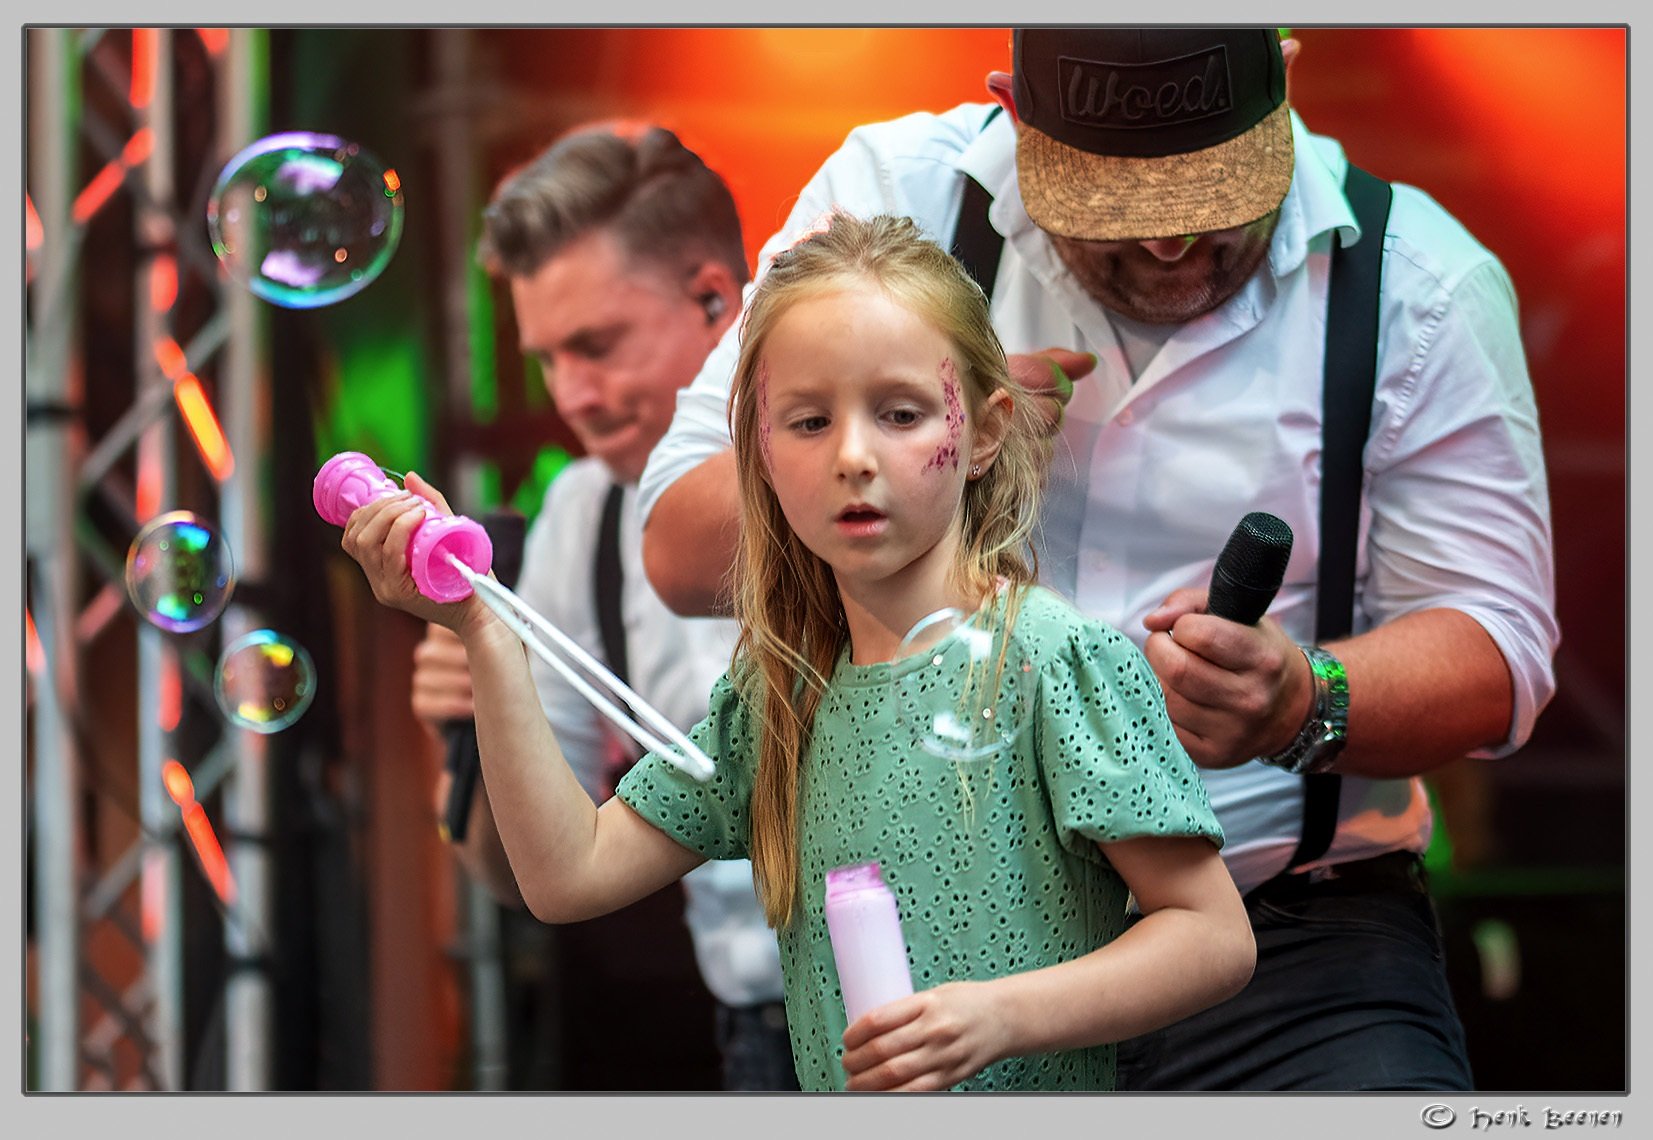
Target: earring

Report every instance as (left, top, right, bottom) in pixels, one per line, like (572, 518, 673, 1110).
(970, 464, 981, 478)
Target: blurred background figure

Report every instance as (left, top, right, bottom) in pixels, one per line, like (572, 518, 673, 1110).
(410, 121, 797, 1090)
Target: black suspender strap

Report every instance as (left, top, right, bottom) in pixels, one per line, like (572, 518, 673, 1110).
(595, 482, 630, 689)
(950, 106, 1006, 297)
(953, 177, 1004, 298)
(1287, 163, 1393, 871)
(1316, 165, 1391, 647)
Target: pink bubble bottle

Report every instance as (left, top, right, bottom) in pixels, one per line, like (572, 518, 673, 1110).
(824, 861, 914, 1024)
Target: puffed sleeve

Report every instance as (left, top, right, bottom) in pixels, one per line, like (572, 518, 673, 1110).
(1036, 618, 1224, 858)
(614, 672, 758, 861)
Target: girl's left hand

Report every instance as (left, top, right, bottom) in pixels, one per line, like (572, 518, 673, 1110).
(839, 981, 1007, 1091)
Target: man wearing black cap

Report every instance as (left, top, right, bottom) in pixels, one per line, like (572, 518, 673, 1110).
(637, 28, 1558, 1091)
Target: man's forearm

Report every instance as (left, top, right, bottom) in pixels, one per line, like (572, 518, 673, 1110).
(641, 449, 741, 617)
(1331, 607, 1515, 778)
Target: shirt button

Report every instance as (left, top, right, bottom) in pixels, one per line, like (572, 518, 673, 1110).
(1117, 409, 1135, 426)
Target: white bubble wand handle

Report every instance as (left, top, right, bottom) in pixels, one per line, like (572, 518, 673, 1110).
(445, 554, 716, 782)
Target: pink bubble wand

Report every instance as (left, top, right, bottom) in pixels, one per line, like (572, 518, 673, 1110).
(313, 451, 493, 602)
(314, 451, 714, 782)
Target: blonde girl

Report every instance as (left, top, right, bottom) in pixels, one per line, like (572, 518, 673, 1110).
(341, 211, 1252, 1091)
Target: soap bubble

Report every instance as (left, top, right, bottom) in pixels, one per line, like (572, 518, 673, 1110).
(206, 131, 404, 308)
(125, 511, 236, 633)
(894, 600, 1035, 763)
(214, 629, 316, 734)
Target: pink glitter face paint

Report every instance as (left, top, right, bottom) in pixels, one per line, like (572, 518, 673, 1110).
(922, 357, 966, 474)
(757, 360, 773, 469)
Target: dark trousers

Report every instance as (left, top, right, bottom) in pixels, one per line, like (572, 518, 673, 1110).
(1116, 852, 1474, 1091)
(551, 882, 721, 1090)
(714, 1000, 800, 1091)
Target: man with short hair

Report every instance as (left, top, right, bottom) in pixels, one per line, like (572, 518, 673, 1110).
(636, 29, 1559, 1090)
(413, 121, 797, 1091)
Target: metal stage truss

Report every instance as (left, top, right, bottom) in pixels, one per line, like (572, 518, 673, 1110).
(24, 25, 521, 1093)
(25, 25, 281, 1092)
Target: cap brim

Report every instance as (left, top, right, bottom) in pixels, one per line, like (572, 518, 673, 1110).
(1016, 102, 1295, 242)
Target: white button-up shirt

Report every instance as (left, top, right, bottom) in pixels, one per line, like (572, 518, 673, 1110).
(639, 104, 1558, 894)
(520, 459, 783, 1004)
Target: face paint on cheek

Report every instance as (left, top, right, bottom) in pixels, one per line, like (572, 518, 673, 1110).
(922, 357, 967, 474)
(756, 361, 773, 469)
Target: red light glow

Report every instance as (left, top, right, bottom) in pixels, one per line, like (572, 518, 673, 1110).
(25, 608, 44, 676)
(161, 758, 195, 804)
(72, 160, 126, 223)
(149, 255, 178, 312)
(130, 29, 155, 108)
(173, 373, 236, 481)
(159, 659, 182, 733)
(71, 129, 156, 224)
(161, 759, 237, 906)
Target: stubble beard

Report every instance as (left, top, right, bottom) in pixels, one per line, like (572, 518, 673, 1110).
(1054, 214, 1279, 326)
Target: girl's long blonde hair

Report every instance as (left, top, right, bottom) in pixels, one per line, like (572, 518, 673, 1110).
(728, 211, 1048, 928)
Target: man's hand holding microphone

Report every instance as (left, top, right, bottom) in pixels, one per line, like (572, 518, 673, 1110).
(1143, 512, 1318, 770)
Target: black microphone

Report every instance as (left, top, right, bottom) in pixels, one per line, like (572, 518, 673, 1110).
(1206, 511, 1294, 626)
(441, 508, 527, 843)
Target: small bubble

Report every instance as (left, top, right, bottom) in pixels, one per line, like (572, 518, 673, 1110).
(214, 630, 316, 733)
(125, 512, 236, 633)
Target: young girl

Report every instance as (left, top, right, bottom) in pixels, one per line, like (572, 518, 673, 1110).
(342, 212, 1253, 1092)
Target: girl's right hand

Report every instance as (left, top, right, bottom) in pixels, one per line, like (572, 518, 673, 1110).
(338, 475, 495, 641)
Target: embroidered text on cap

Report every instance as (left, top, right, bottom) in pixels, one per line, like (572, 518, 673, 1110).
(1058, 46, 1234, 131)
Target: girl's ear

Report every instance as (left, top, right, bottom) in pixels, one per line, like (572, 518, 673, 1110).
(968, 389, 1014, 479)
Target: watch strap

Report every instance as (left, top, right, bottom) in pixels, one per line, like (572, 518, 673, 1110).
(1257, 645, 1349, 775)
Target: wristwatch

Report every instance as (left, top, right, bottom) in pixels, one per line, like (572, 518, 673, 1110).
(1254, 645, 1349, 775)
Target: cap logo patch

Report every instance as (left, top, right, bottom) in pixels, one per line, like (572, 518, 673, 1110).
(1058, 47, 1232, 130)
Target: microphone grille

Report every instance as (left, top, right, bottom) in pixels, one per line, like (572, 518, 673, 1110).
(1217, 511, 1295, 588)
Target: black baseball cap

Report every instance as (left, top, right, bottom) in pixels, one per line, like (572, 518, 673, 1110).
(1012, 28, 1294, 241)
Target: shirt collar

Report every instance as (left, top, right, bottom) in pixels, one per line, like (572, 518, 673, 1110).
(954, 104, 1034, 245)
(1269, 110, 1361, 280)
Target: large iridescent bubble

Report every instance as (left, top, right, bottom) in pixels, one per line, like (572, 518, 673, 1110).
(214, 629, 317, 734)
(125, 511, 237, 633)
(893, 600, 1035, 764)
(206, 131, 403, 308)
